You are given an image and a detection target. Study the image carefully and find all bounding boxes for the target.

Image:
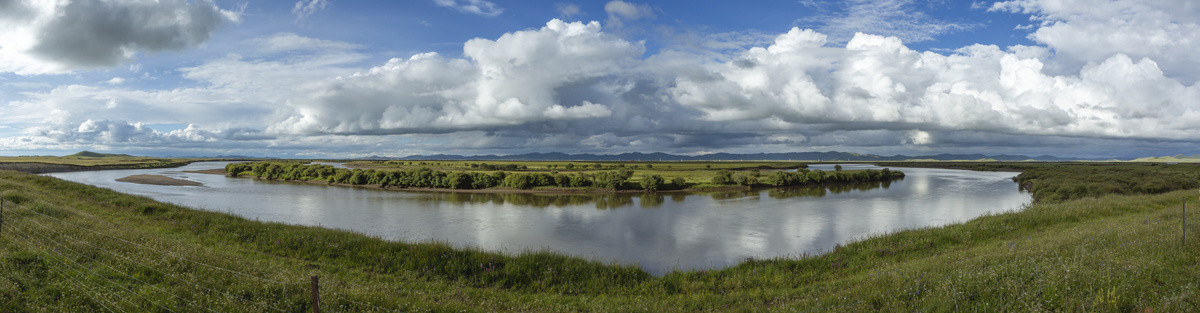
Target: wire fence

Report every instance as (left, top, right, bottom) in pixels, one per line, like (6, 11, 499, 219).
(0, 198, 403, 312)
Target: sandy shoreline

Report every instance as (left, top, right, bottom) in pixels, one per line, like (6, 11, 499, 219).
(183, 168, 226, 175)
(116, 174, 203, 186)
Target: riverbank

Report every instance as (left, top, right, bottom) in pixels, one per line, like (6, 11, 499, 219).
(0, 155, 199, 173)
(1, 164, 1198, 311)
(115, 174, 203, 186)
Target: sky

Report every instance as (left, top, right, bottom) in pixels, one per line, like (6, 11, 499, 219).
(1, 0, 1198, 158)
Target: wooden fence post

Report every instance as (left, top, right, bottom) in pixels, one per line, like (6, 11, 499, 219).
(311, 275, 321, 313)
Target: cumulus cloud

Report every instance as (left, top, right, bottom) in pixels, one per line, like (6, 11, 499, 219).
(32, 120, 212, 144)
(672, 29, 1200, 140)
(0, 0, 239, 74)
(7, 0, 1200, 158)
(433, 0, 503, 16)
(271, 19, 641, 134)
(266, 10, 1200, 151)
(991, 0, 1200, 82)
(0, 38, 366, 152)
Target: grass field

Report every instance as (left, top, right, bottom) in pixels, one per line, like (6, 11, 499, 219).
(0, 163, 1198, 311)
(0, 152, 195, 173)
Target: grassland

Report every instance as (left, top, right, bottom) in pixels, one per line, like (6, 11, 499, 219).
(0, 163, 1198, 311)
(879, 162, 1200, 202)
(0, 151, 196, 173)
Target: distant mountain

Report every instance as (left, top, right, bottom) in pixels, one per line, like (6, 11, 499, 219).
(67, 151, 133, 158)
(392, 151, 1119, 162)
(1131, 154, 1200, 162)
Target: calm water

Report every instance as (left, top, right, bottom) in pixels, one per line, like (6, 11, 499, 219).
(49, 162, 1029, 274)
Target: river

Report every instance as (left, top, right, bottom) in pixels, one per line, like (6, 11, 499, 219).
(48, 162, 1029, 275)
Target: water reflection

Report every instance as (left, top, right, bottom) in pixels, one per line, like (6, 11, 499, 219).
(410, 180, 896, 210)
(48, 162, 1028, 275)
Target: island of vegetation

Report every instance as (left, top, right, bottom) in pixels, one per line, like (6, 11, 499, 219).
(1, 162, 1198, 311)
(222, 160, 906, 193)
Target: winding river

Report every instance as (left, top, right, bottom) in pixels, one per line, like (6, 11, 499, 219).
(48, 162, 1029, 274)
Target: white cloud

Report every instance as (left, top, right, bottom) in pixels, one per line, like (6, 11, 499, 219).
(292, 0, 329, 20)
(271, 19, 640, 134)
(433, 0, 503, 16)
(104, 77, 125, 85)
(991, 0, 1200, 82)
(1, 42, 367, 148)
(670, 29, 1200, 140)
(604, 0, 653, 28)
(7, 0, 1200, 157)
(557, 3, 582, 17)
(0, 0, 239, 75)
(797, 0, 975, 43)
(256, 33, 363, 53)
(263, 13, 1200, 145)
(604, 1, 652, 20)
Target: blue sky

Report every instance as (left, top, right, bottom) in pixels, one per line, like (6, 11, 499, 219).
(1, 0, 1198, 158)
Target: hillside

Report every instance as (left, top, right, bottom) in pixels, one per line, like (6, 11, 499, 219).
(65, 151, 133, 158)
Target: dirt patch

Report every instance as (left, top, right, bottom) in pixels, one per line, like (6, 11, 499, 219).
(183, 168, 226, 175)
(116, 175, 203, 186)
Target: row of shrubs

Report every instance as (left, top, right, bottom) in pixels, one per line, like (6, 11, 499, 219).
(711, 168, 905, 187)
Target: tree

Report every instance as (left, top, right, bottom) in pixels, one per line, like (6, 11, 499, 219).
(442, 172, 472, 189)
(712, 170, 734, 185)
(641, 175, 664, 191)
(834, 164, 843, 171)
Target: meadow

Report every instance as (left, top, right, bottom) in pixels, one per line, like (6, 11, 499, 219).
(0, 151, 194, 173)
(0, 162, 1197, 311)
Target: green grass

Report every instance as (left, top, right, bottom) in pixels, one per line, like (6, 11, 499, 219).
(0, 155, 191, 168)
(879, 162, 1200, 202)
(1, 163, 1199, 311)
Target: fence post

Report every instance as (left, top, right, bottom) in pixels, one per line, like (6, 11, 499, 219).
(311, 275, 321, 313)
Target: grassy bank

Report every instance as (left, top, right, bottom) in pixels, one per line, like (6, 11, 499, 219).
(879, 162, 1200, 202)
(0, 153, 196, 173)
(1, 164, 1199, 311)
